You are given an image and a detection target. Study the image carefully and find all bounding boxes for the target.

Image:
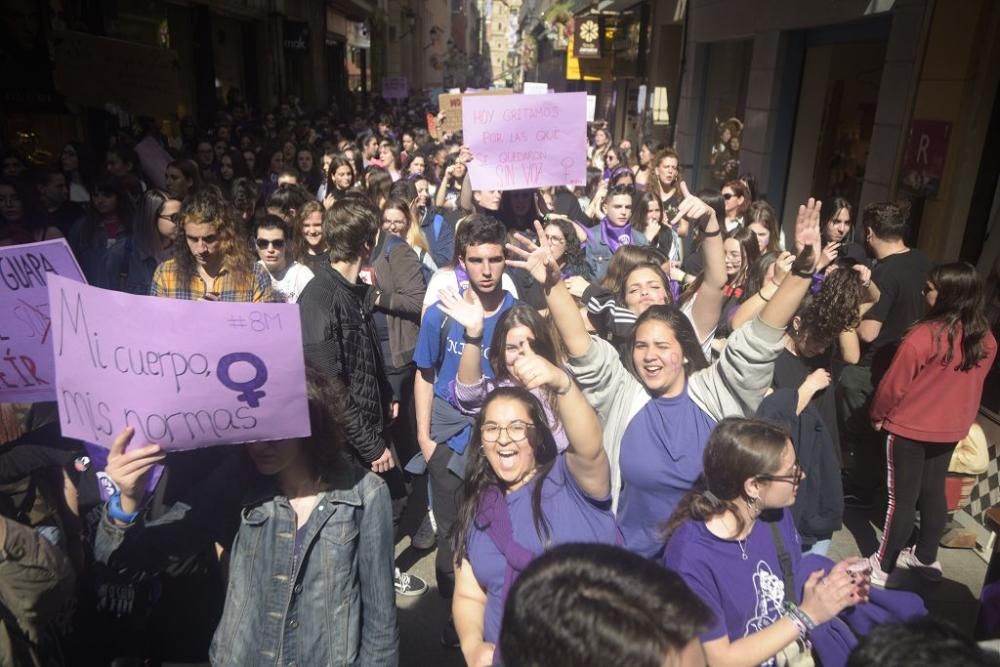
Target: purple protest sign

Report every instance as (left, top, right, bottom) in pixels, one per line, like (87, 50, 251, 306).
(463, 92, 587, 191)
(0, 239, 87, 403)
(48, 275, 311, 450)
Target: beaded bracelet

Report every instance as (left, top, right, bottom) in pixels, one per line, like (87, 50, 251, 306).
(787, 614, 809, 641)
(784, 602, 817, 633)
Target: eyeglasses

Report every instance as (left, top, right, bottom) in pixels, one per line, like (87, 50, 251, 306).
(756, 462, 803, 486)
(159, 213, 182, 224)
(481, 420, 534, 443)
(256, 238, 286, 250)
(545, 235, 566, 246)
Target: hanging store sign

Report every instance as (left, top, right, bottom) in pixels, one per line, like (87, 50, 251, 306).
(573, 16, 603, 59)
(900, 119, 952, 197)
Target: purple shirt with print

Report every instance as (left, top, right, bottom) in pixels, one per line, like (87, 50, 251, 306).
(466, 453, 619, 644)
(662, 509, 801, 667)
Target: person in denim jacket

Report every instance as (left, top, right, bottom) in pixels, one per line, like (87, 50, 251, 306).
(93, 371, 399, 666)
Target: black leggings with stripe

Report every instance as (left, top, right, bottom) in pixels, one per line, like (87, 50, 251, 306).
(876, 433, 957, 571)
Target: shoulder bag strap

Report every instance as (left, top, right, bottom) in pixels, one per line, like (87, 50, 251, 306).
(769, 520, 798, 605)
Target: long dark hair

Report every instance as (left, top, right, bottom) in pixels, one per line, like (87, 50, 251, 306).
(820, 197, 853, 244)
(134, 188, 175, 261)
(664, 418, 789, 540)
(453, 387, 560, 564)
(921, 262, 992, 371)
(300, 367, 347, 482)
(628, 305, 709, 381)
(84, 175, 135, 244)
(489, 306, 565, 427)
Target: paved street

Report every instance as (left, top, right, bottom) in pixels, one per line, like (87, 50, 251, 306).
(393, 502, 989, 667)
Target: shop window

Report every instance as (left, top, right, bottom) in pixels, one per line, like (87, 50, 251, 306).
(696, 39, 752, 188)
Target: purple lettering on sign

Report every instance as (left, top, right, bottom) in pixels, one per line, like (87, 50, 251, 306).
(48, 275, 310, 451)
(463, 92, 587, 190)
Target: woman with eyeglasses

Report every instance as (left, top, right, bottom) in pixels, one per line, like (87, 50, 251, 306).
(105, 189, 180, 295)
(507, 199, 825, 560)
(252, 214, 313, 303)
(451, 371, 618, 666)
(662, 417, 872, 667)
(867, 262, 997, 587)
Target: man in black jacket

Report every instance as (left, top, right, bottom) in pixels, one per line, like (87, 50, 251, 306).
(298, 196, 395, 473)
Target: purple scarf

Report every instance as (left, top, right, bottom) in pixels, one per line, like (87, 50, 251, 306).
(600, 216, 633, 254)
(477, 486, 536, 610)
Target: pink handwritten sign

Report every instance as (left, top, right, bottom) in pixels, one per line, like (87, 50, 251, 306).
(0, 240, 86, 403)
(48, 275, 311, 450)
(463, 92, 587, 191)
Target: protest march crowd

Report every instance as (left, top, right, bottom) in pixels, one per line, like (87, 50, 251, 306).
(1, 88, 999, 667)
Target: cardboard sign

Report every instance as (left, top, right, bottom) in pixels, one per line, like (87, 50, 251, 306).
(523, 82, 548, 95)
(49, 275, 310, 450)
(587, 95, 597, 122)
(382, 76, 409, 100)
(437, 89, 513, 134)
(463, 92, 587, 191)
(0, 240, 86, 403)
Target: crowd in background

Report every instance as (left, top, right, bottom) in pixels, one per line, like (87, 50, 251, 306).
(1, 89, 1000, 667)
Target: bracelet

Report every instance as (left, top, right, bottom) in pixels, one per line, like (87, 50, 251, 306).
(784, 602, 817, 633)
(770, 277, 782, 289)
(463, 332, 484, 345)
(758, 290, 770, 303)
(787, 614, 809, 640)
(107, 492, 139, 525)
(701, 227, 722, 238)
(555, 374, 574, 396)
(791, 267, 815, 279)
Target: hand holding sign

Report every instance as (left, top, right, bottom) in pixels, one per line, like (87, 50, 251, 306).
(463, 93, 587, 191)
(104, 426, 164, 514)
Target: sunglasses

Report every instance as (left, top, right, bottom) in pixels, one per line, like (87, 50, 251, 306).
(256, 238, 286, 250)
(722, 193, 736, 200)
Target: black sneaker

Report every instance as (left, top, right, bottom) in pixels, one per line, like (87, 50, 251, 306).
(441, 617, 460, 649)
(394, 568, 428, 597)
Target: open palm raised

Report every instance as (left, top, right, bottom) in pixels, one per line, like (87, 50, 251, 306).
(507, 220, 562, 289)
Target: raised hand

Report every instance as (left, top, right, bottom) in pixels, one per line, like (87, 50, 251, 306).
(105, 426, 164, 513)
(792, 198, 823, 274)
(511, 352, 569, 393)
(437, 288, 485, 337)
(669, 181, 716, 231)
(507, 220, 561, 289)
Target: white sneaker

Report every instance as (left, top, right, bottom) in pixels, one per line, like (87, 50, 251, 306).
(895, 546, 943, 582)
(867, 554, 891, 588)
(394, 567, 429, 597)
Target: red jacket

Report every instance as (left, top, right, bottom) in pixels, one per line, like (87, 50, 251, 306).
(871, 322, 997, 443)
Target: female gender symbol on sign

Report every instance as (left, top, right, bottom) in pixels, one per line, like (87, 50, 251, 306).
(216, 352, 269, 407)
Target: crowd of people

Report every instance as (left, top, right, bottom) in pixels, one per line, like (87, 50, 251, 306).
(2, 91, 1000, 667)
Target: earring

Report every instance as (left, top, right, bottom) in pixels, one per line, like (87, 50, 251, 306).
(683, 357, 689, 364)
(746, 496, 760, 516)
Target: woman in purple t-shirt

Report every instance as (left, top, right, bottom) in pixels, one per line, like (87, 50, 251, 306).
(663, 418, 869, 667)
(450, 356, 617, 667)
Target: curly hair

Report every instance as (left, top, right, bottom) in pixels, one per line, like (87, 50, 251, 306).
(793, 267, 865, 351)
(175, 189, 254, 289)
(542, 215, 587, 277)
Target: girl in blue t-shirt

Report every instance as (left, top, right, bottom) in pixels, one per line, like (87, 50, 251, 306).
(450, 357, 618, 667)
(662, 417, 871, 667)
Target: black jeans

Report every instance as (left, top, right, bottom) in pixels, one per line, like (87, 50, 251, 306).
(877, 433, 957, 570)
(427, 442, 463, 599)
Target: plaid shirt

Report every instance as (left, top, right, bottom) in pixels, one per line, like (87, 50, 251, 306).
(150, 259, 275, 302)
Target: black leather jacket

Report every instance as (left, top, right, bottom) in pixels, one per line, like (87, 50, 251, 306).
(298, 264, 391, 463)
